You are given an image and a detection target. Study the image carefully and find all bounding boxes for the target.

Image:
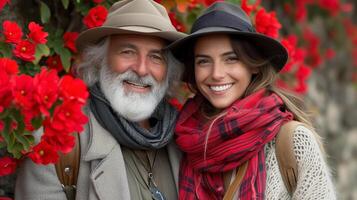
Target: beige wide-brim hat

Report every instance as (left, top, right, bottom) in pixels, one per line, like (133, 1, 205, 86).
(76, 0, 187, 51)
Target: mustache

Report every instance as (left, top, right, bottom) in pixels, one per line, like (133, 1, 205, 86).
(111, 70, 158, 87)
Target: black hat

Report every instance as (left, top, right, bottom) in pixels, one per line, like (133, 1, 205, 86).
(167, 1, 288, 72)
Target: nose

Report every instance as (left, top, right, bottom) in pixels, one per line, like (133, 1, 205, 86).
(211, 63, 225, 80)
(132, 55, 149, 77)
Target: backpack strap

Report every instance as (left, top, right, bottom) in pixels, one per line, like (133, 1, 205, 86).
(275, 120, 302, 195)
(223, 161, 248, 200)
(55, 132, 81, 200)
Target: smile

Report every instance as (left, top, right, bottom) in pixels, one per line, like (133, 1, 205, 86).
(209, 83, 233, 92)
(124, 80, 151, 88)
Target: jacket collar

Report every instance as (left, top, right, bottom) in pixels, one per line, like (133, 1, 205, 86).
(83, 111, 117, 161)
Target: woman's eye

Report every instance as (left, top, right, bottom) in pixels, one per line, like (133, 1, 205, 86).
(196, 59, 210, 65)
(226, 56, 239, 63)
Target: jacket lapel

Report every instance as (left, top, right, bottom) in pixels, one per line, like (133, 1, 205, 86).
(84, 112, 131, 200)
(167, 142, 182, 192)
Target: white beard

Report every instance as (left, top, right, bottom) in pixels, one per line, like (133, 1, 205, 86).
(99, 63, 168, 122)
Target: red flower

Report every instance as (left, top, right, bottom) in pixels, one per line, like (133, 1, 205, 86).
(28, 141, 59, 165)
(33, 68, 59, 116)
(63, 32, 79, 53)
(241, 0, 260, 16)
(280, 35, 307, 73)
(59, 75, 89, 104)
(51, 101, 88, 133)
(325, 48, 335, 60)
(255, 8, 282, 39)
(28, 22, 48, 44)
(2, 20, 23, 44)
(0, 156, 17, 176)
(197, 0, 223, 6)
(0, 58, 19, 75)
(92, 0, 103, 3)
(169, 98, 183, 111)
(42, 123, 76, 154)
(294, 80, 308, 94)
(0, 71, 13, 113)
(22, 109, 40, 131)
(0, 0, 10, 11)
(168, 12, 186, 32)
(0, 120, 4, 132)
(46, 55, 64, 72)
(0, 197, 13, 200)
(317, 0, 340, 16)
(12, 74, 36, 110)
(296, 64, 311, 82)
(83, 5, 108, 28)
(13, 40, 36, 62)
(303, 28, 321, 68)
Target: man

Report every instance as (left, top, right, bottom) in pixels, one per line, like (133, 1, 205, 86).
(15, 0, 186, 199)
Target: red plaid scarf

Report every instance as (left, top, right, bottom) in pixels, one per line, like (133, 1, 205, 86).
(175, 89, 293, 200)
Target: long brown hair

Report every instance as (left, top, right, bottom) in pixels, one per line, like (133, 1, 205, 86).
(182, 34, 323, 152)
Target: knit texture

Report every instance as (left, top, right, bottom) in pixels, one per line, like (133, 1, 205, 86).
(264, 125, 336, 200)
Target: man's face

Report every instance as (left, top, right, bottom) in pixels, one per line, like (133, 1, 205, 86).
(99, 35, 169, 122)
(107, 34, 168, 94)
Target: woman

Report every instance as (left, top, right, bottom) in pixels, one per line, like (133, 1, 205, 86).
(168, 2, 336, 200)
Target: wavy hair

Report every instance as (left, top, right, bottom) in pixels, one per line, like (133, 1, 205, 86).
(76, 36, 184, 98)
(182, 35, 324, 152)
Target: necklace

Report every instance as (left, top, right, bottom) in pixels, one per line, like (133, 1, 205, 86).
(133, 150, 166, 200)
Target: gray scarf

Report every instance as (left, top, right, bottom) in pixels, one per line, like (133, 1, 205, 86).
(89, 83, 177, 150)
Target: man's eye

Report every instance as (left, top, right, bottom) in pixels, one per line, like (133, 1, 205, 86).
(150, 54, 163, 60)
(149, 54, 165, 64)
(120, 49, 136, 55)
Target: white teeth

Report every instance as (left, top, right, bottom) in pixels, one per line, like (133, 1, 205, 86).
(209, 84, 232, 92)
(125, 80, 149, 88)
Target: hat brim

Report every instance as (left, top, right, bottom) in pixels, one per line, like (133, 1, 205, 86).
(166, 27, 288, 72)
(76, 26, 187, 52)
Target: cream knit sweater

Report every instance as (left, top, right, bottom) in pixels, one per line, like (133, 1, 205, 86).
(263, 125, 336, 200)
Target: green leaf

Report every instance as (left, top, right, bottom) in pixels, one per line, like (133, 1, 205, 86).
(74, 1, 90, 15)
(0, 142, 6, 149)
(23, 62, 41, 76)
(10, 143, 24, 159)
(14, 133, 32, 152)
(61, 0, 69, 9)
(226, 0, 241, 5)
(33, 44, 50, 65)
(31, 116, 43, 130)
(40, 1, 51, 24)
(58, 48, 72, 72)
(2, 118, 12, 146)
(0, 42, 13, 58)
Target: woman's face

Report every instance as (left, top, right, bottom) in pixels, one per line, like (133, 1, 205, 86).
(194, 34, 256, 109)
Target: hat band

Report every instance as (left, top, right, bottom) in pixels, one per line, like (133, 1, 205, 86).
(191, 11, 255, 34)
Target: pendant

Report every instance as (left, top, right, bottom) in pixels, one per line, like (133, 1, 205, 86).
(148, 173, 166, 200)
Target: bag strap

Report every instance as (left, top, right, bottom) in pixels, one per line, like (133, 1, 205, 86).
(55, 132, 81, 200)
(275, 120, 302, 195)
(223, 161, 248, 200)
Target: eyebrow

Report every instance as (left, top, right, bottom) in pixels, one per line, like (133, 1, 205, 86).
(116, 43, 137, 50)
(195, 51, 236, 58)
(116, 43, 163, 54)
(150, 49, 163, 54)
(222, 51, 236, 56)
